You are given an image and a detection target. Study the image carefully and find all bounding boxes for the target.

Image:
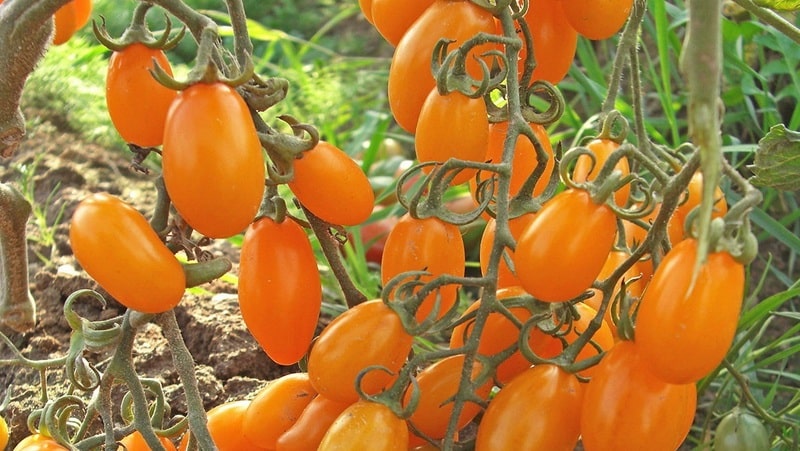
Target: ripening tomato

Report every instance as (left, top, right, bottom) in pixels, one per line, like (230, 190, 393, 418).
(403, 355, 492, 439)
(307, 300, 413, 403)
(580, 341, 697, 451)
(118, 431, 176, 451)
(358, 0, 375, 23)
(714, 409, 771, 451)
(583, 249, 649, 338)
(479, 213, 537, 289)
(178, 400, 265, 451)
(162, 82, 265, 238)
(670, 171, 729, 239)
(276, 395, 352, 451)
(289, 141, 375, 226)
(0, 416, 7, 450)
(514, 189, 617, 302)
(414, 88, 489, 185)
(106, 43, 178, 147)
(69, 193, 186, 313)
(242, 373, 317, 449)
(381, 214, 465, 322)
(476, 365, 584, 451)
(318, 401, 409, 451)
(52, 0, 92, 45)
(514, 0, 578, 83)
(572, 138, 631, 207)
(13, 434, 68, 451)
(622, 202, 684, 250)
(388, 0, 497, 133)
(355, 207, 399, 264)
(239, 216, 322, 365)
(635, 238, 744, 384)
(560, 0, 634, 40)
(471, 121, 554, 211)
(371, 0, 435, 46)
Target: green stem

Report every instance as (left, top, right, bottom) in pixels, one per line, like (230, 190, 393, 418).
(601, 0, 648, 115)
(733, 0, 800, 45)
(0, 183, 35, 332)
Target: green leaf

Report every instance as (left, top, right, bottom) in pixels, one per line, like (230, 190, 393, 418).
(754, 0, 800, 10)
(749, 124, 800, 190)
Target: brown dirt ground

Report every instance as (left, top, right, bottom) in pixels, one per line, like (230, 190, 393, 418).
(0, 116, 298, 449)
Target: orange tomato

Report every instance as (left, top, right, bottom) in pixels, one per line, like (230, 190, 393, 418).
(572, 138, 631, 207)
(371, 0, 435, 46)
(479, 213, 537, 289)
(162, 82, 265, 238)
(69, 193, 186, 313)
(118, 431, 176, 451)
(318, 401, 408, 451)
(560, 0, 634, 40)
(178, 400, 264, 451)
(515, 0, 578, 83)
(13, 434, 68, 451)
(276, 396, 352, 451)
(242, 373, 317, 449)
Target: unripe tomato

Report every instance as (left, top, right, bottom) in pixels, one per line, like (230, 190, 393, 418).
(239, 216, 322, 365)
(470, 121, 554, 216)
(162, 82, 265, 238)
(318, 401, 408, 451)
(276, 395, 351, 451)
(580, 341, 697, 451)
(288, 141, 374, 226)
(476, 365, 584, 451)
(714, 409, 770, 451)
(307, 300, 413, 403)
(403, 355, 492, 439)
(388, 0, 497, 133)
(106, 43, 177, 147)
(381, 214, 465, 322)
(414, 88, 489, 186)
(371, 0, 435, 46)
(118, 431, 176, 451)
(560, 0, 634, 40)
(515, 0, 578, 83)
(178, 400, 264, 451)
(69, 193, 186, 313)
(514, 189, 617, 302)
(479, 213, 537, 289)
(13, 434, 68, 451)
(572, 138, 631, 207)
(635, 238, 744, 384)
(242, 373, 317, 450)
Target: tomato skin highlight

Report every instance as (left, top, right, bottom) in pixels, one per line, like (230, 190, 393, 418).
(514, 189, 617, 302)
(414, 88, 489, 186)
(13, 434, 68, 451)
(388, 0, 497, 133)
(476, 364, 585, 451)
(162, 82, 265, 238)
(307, 299, 413, 403)
(69, 193, 185, 313)
(403, 355, 492, 439)
(242, 373, 317, 450)
(238, 217, 322, 366)
(106, 43, 177, 147)
(635, 238, 745, 384)
(276, 395, 351, 451)
(560, 0, 634, 40)
(318, 401, 409, 451)
(381, 214, 465, 322)
(580, 341, 697, 451)
(288, 141, 375, 226)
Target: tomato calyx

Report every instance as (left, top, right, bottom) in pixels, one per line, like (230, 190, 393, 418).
(93, 3, 184, 53)
(431, 36, 506, 99)
(262, 115, 320, 184)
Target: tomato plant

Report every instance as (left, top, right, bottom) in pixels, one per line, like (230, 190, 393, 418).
(69, 193, 186, 313)
(318, 401, 408, 451)
(414, 88, 489, 186)
(381, 214, 465, 321)
(476, 364, 584, 451)
(242, 373, 317, 450)
(572, 138, 631, 207)
(238, 216, 322, 365)
(178, 400, 264, 451)
(479, 213, 537, 289)
(403, 354, 492, 440)
(514, 188, 617, 302)
(162, 82, 265, 239)
(580, 341, 697, 451)
(307, 299, 413, 403)
(387, 0, 497, 132)
(513, 0, 578, 84)
(714, 409, 771, 451)
(118, 431, 176, 451)
(371, 0, 435, 46)
(559, 0, 634, 40)
(288, 141, 375, 226)
(635, 238, 744, 384)
(52, 0, 92, 45)
(276, 395, 352, 451)
(106, 43, 177, 147)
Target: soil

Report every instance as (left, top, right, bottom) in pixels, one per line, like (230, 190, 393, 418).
(0, 116, 298, 449)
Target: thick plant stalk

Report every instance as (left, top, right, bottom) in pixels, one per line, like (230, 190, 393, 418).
(0, 183, 35, 332)
(681, 0, 723, 269)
